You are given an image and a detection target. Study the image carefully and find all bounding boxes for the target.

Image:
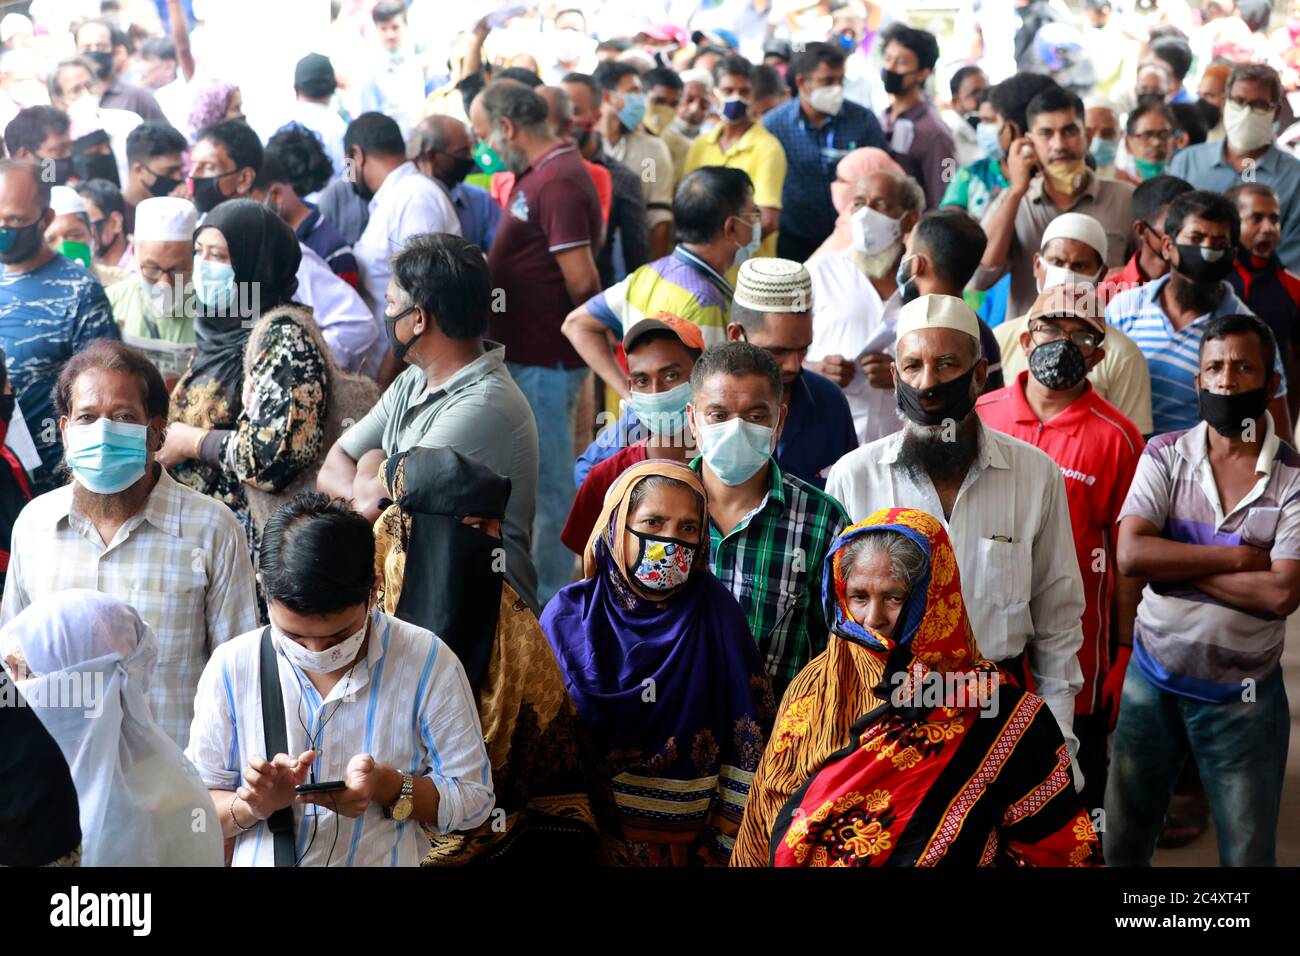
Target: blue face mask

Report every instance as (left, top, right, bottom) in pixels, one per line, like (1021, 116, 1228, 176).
(64, 418, 149, 494)
(193, 256, 236, 311)
(627, 381, 692, 438)
(1089, 136, 1119, 168)
(617, 91, 647, 131)
(694, 415, 774, 486)
(975, 121, 1003, 161)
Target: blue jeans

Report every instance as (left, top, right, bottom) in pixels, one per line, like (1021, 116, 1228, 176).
(507, 362, 590, 607)
(1104, 664, 1289, 866)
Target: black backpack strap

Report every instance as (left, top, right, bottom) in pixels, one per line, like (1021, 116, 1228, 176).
(259, 626, 296, 867)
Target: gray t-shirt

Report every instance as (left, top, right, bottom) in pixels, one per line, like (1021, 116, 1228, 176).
(339, 341, 540, 611)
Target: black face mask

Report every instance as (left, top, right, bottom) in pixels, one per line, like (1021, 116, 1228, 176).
(895, 365, 979, 426)
(146, 168, 185, 198)
(190, 170, 239, 214)
(51, 156, 73, 186)
(0, 394, 14, 427)
(896, 257, 921, 305)
(444, 155, 477, 187)
(0, 219, 48, 265)
(73, 152, 119, 186)
(1199, 386, 1270, 437)
(84, 50, 113, 81)
(964, 112, 981, 131)
(1028, 338, 1088, 391)
(1171, 242, 1235, 285)
(350, 152, 375, 203)
(385, 305, 422, 363)
(881, 68, 911, 95)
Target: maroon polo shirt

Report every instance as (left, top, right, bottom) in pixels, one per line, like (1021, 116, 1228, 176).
(487, 143, 602, 368)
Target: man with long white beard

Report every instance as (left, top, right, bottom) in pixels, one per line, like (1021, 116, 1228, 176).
(805, 168, 924, 444)
(826, 293, 1087, 789)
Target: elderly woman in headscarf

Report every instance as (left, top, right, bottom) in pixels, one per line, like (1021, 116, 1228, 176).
(373, 445, 605, 865)
(158, 199, 329, 544)
(0, 590, 223, 866)
(540, 460, 775, 866)
(809, 146, 905, 259)
(187, 80, 243, 139)
(733, 508, 1102, 867)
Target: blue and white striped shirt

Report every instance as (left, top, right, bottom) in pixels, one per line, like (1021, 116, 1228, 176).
(1105, 274, 1284, 434)
(186, 611, 494, 867)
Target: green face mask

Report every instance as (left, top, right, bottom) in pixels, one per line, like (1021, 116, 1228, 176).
(472, 139, 507, 175)
(57, 240, 93, 269)
(1133, 156, 1167, 180)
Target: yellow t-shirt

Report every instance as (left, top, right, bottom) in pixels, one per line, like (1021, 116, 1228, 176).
(685, 121, 788, 271)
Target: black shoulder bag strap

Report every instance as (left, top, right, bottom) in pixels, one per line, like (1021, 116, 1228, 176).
(259, 626, 296, 867)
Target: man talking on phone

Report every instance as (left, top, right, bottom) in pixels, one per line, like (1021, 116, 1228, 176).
(186, 493, 494, 867)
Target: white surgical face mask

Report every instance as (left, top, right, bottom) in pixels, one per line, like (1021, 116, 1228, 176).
(850, 204, 902, 255)
(1223, 100, 1275, 153)
(274, 613, 368, 674)
(807, 83, 845, 116)
(1037, 263, 1101, 293)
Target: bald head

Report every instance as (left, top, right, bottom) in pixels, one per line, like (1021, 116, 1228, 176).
(408, 115, 474, 187)
(0, 160, 53, 268)
(538, 85, 574, 140)
(0, 160, 50, 211)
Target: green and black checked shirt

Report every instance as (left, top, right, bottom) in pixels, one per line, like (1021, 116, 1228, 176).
(694, 458, 849, 704)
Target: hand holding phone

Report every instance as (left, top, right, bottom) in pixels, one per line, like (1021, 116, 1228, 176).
(295, 780, 347, 794)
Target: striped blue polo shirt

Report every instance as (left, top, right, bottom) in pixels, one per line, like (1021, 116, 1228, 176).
(1105, 274, 1285, 435)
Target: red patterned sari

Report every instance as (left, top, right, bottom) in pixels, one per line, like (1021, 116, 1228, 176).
(768, 508, 1102, 867)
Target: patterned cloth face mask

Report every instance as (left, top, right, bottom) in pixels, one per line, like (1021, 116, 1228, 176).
(628, 529, 696, 593)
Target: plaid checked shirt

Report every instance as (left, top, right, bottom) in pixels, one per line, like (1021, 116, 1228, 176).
(1, 468, 258, 747)
(694, 458, 848, 703)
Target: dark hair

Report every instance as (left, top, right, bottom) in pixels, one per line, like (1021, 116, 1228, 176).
(949, 65, 985, 98)
(264, 123, 334, 197)
(674, 166, 753, 244)
(1199, 314, 1276, 382)
(643, 67, 682, 92)
(1225, 182, 1278, 216)
(691, 341, 782, 403)
(1227, 63, 1283, 108)
(1164, 189, 1240, 246)
(626, 328, 702, 362)
(1132, 174, 1193, 223)
(790, 41, 845, 80)
(1149, 35, 1193, 81)
(713, 54, 753, 85)
(0, 159, 51, 209)
(1236, 0, 1271, 33)
(391, 233, 491, 340)
(592, 60, 639, 96)
(987, 73, 1058, 135)
(689, 45, 729, 69)
(595, 38, 631, 56)
(125, 122, 187, 166)
(562, 71, 601, 100)
(880, 23, 940, 72)
(497, 66, 543, 88)
(259, 493, 376, 615)
(74, 178, 124, 219)
(54, 339, 169, 421)
(4, 106, 70, 157)
(196, 118, 264, 174)
(1025, 85, 1084, 129)
(1168, 101, 1207, 145)
(371, 0, 407, 25)
(140, 36, 175, 62)
(476, 80, 550, 135)
(753, 64, 784, 100)
(1125, 100, 1174, 136)
(913, 208, 988, 288)
(343, 111, 405, 158)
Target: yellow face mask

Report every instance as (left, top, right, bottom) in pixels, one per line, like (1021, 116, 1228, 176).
(643, 104, 677, 136)
(1044, 158, 1086, 193)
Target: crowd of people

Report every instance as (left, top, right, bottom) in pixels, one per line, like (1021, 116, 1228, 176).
(1, 0, 1298, 870)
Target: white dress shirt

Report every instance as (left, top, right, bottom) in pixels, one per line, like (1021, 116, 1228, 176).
(186, 610, 495, 867)
(825, 420, 1086, 780)
(293, 242, 378, 374)
(353, 161, 461, 375)
(805, 250, 903, 445)
(1, 468, 259, 747)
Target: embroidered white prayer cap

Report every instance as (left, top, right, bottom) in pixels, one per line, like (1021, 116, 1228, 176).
(895, 294, 980, 346)
(733, 257, 812, 313)
(1040, 211, 1108, 262)
(134, 197, 197, 243)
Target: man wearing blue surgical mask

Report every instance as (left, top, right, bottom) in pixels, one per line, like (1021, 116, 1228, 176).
(1, 338, 257, 748)
(686, 340, 848, 702)
(593, 60, 675, 259)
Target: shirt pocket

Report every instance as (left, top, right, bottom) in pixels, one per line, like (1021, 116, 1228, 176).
(973, 538, 1032, 609)
(127, 585, 207, 666)
(1239, 506, 1281, 551)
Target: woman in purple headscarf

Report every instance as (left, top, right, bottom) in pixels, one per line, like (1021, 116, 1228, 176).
(187, 81, 244, 138)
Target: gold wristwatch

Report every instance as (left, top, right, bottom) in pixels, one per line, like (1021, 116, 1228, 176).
(384, 771, 414, 821)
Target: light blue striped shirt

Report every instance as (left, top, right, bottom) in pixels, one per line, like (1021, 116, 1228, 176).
(1105, 274, 1284, 434)
(186, 611, 494, 866)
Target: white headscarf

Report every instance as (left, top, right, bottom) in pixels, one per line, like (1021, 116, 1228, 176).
(1, 591, 223, 867)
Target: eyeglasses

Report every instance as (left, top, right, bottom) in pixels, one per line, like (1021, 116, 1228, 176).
(1030, 322, 1102, 353)
(1130, 129, 1173, 144)
(1228, 96, 1276, 113)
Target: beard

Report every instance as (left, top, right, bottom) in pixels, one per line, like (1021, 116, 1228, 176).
(897, 415, 981, 485)
(1170, 268, 1224, 315)
(852, 240, 904, 279)
(69, 461, 158, 526)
